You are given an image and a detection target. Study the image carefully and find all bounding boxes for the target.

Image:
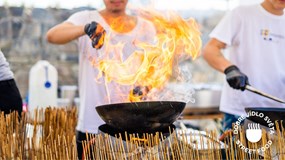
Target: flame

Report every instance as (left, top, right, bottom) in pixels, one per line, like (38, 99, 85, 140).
(105, 16, 137, 33)
(91, 9, 202, 102)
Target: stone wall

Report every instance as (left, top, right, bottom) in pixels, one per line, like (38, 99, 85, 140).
(0, 6, 94, 98)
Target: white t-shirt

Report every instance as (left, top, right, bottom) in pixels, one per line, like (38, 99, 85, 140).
(66, 10, 156, 133)
(0, 49, 13, 81)
(210, 4, 285, 116)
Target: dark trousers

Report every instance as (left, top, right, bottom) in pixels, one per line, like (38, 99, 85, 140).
(0, 79, 22, 115)
(76, 130, 94, 160)
(222, 112, 244, 131)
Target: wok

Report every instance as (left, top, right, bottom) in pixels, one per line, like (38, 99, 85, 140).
(96, 101, 186, 133)
(245, 107, 285, 128)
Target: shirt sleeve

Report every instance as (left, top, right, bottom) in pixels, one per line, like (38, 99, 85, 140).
(209, 8, 242, 46)
(66, 10, 89, 25)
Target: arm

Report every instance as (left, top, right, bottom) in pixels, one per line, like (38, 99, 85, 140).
(46, 22, 85, 44)
(46, 21, 106, 49)
(202, 38, 232, 73)
(203, 38, 249, 91)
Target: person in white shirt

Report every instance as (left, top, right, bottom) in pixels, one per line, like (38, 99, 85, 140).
(0, 49, 22, 116)
(46, 0, 156, 158)
(203, 0, 285, 131)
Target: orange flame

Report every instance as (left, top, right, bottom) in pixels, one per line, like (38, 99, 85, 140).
(92, 9, 201, 102)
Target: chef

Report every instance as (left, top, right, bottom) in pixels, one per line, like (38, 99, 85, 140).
(202, 0, 285, 131)
(46, 0, 156, 158)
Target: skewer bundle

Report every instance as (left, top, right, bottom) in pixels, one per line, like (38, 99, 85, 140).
(0, 107, 78, 159)
(0, 108, 284, 160)
(81, 130, 224, 160)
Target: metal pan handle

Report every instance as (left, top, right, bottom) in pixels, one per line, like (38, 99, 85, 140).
(245, 85, 285, 104)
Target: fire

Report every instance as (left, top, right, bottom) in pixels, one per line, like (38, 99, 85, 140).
(91, 9, 202, 102)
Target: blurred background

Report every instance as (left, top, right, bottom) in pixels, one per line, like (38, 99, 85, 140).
(0, 0, 262, 103)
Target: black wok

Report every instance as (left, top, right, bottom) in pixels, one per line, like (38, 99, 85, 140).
(245, 107, 285, 128)
(96, 101, 186, 133)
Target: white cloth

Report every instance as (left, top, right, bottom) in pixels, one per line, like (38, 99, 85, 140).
(0, 49, 13, 81)
(210, 4, 285, 116)
(66, 10, 156, 133)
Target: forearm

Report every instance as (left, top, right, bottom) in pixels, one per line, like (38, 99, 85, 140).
(46, 22, 85, 44)
(202, 39, 232, 73)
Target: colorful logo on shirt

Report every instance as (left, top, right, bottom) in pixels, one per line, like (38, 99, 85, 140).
(260, 29, 284, 43)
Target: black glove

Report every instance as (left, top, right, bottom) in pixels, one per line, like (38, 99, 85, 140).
(132, 86, 150, 97)
(84, 21, 106, 49)
(224, 65, 249, 91)
(129, 86, 150, 101)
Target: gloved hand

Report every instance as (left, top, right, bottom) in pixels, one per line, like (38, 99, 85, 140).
(129, 86, 150, 102)
(84, 21, 106, 49)
(224, 65, 249, 91)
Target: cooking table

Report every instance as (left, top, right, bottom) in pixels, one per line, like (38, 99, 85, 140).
(182, 106, 223, 120)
